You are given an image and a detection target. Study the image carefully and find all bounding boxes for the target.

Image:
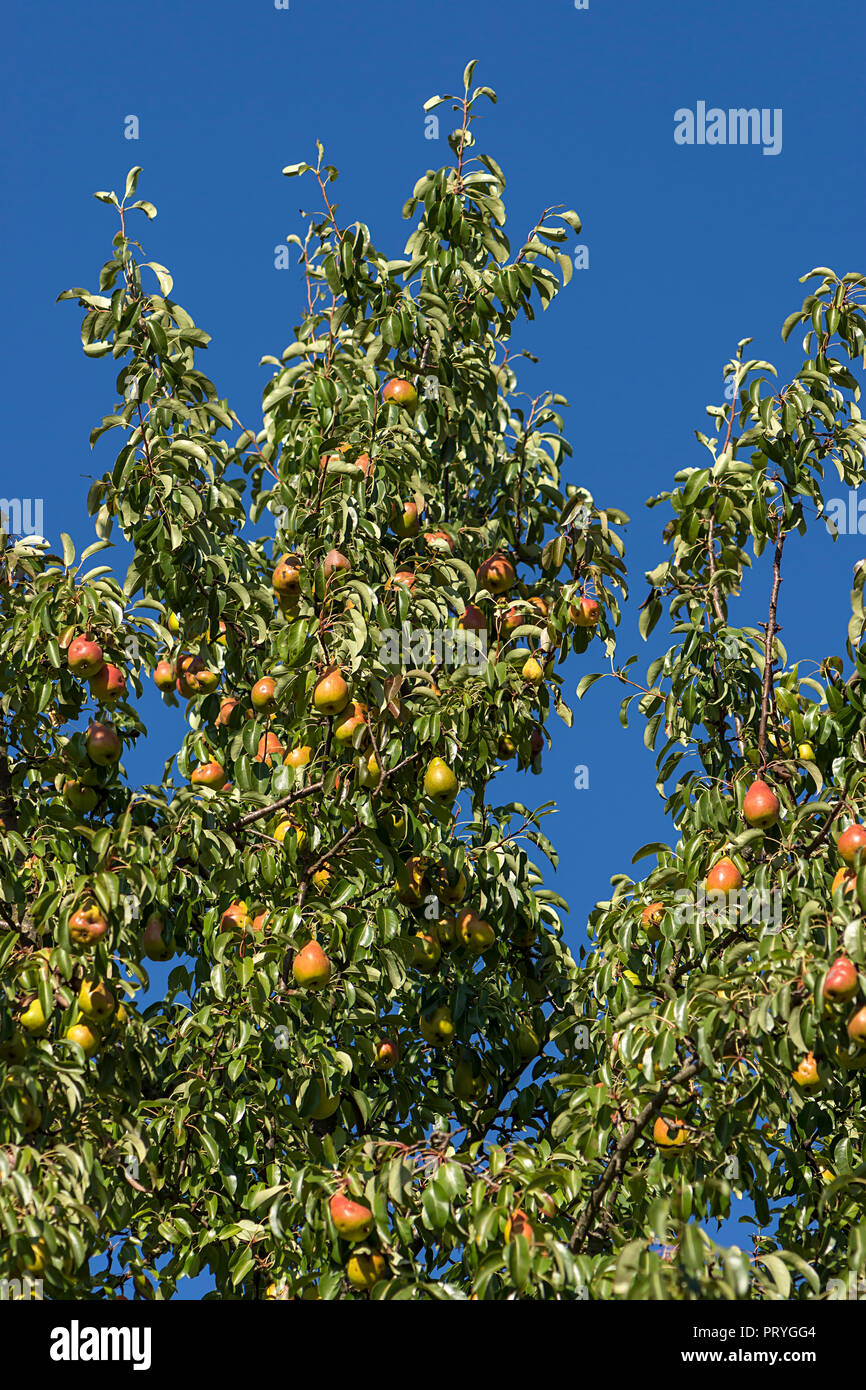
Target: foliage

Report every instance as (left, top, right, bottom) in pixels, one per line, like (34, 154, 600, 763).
(2, 63, 865, 1301)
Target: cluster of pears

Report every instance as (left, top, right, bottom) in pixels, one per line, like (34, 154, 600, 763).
(13, 950, 130, 1062)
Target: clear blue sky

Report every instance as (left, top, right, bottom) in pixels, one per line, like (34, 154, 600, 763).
(4, 0, 864, 1287)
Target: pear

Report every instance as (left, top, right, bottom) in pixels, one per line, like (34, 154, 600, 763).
(292, 941, 332, 989)
(837, 823, 866, 865)
(411, 932, 441, 972)
(847, 1005, 866, 1045)
(742, 779, 779, 829)
(346, 1251, 387, 1289)
(823, 956, 860, 1004)
(19, 999, 50, 1035)
(329, 1192, 374, 1242)
(423, 757, 458, 805)
(78, 980, 116, 1020)
(705, 857, 743, 893)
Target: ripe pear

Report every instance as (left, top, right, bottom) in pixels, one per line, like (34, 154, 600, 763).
(476, 553, 515, 595)
(435, 866, 467, 903)
(292, 941, 332, 989)
(419, 1005, 454, 1046)
(255, 733, 284, 766)
(329, 1192, 374, 1242)
(396, 855, 427, 905)
(374, 1037, 399, 1071)
(705, 857, 743, 894)
(436, 916, 459, 950)
(823, 956, 859, 1004)
(412, 931, 441, 972)
(67, 635, 104, 678)
(504, 1209, 535, 1243)
(251, 676, 278, 711)
(838, 823, 866, 865)
(423, 756, 458, 805)
(742, 779, 779, 829)
(653, 1115, 692, 1151)
(641, 901, 665, 940)
(792, 1051, 821, 1088)
(346, 1251, 387, 1290)
(19, 998, 50, 1034)
(570, 597, 600, 629)
(521, 656, 544, 685)
(382, 377, 417, 408)
(142, 914, 174, 961)
(457, 909, 495, 954)
(312, 668, 350, 717)
(66, 1021, 101, 1057)
(847, 1005, 866, 1045)
(78, 980, 115, 1021)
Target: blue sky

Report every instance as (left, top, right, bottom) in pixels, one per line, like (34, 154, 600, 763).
(4, 0, 864, 1288)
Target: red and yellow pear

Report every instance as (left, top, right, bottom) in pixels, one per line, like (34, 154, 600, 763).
(191, 761, 227, 790)
(374, 1037, 399, 1071)
(153, 660, 176, 692)
(653, 1115, 692, 1150)
(90, 663, 127, 705)
(312, 668, 350, 718)
(742, 779, 779, 829)
(457, 908, 495, 954)
(570, 596, 600, 628)
(256, 733, 284, 766)
(792, 1051, 821, 1088)
(251, 676, 277, 711)
(292, 941, 332, 989)
(85, 722, 122, 767)
(476, 552, 515, 595)
(142, 914, 174, 961)
(67, 635, 104, 678)
(847, 1006, 866, 1045)
(382, 377, 417, 408)
(504, 1209, 535, 1244)
(329, 1192, 374, 1242)
(69, 904, 109, 948)
(823, 956, 859, 1004)
(412, 931, 441, 971)
(324, 549, 351, 580)
(838, 824, 866, 865)
(391, 500, 421, 540)
(334, 702, 368, 745)
(705, 857, 742, 894)
(459, 604, 487, 633)
(220, 902, 251, 934)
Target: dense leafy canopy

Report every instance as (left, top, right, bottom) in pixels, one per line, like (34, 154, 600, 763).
(2, 66, 865, 1301)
